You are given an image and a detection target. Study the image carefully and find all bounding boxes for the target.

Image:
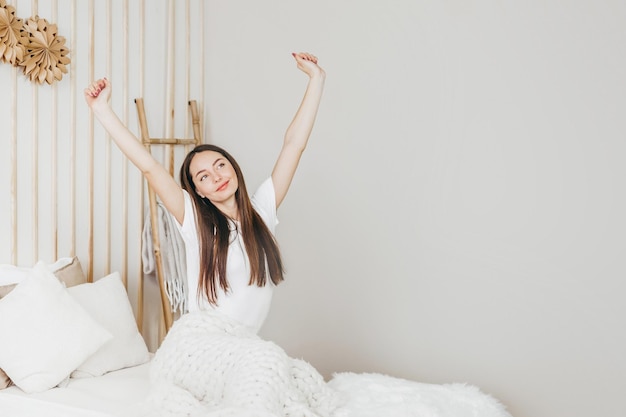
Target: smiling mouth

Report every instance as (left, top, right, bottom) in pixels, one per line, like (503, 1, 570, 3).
(216, 181, 229, 192)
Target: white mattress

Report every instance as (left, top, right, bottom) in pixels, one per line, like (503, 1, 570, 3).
(0, 362, 150, 417)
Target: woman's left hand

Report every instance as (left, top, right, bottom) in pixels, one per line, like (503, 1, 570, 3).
(292, 52, 325, 79)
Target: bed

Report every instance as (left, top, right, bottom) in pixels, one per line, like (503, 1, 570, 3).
(0, 258, 512, 417)
(0, 363, 150, 417)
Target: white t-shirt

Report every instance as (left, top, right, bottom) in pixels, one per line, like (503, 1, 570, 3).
(174, 177, 278, 332)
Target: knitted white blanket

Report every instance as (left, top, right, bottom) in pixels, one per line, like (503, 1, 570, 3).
(140, 311, 342, 417)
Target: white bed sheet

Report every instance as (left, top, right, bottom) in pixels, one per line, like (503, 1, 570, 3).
(0, 361, 512, 417)
(0, 361, 150, 417)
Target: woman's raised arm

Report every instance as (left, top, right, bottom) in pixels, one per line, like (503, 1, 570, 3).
(271, 52, 326, 209)
(84, 78, 185, 224)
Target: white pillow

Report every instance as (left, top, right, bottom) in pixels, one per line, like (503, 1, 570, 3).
(68, 272, 150, 378)
(0, 262, 112, 393)
(0, 265, 32, 286)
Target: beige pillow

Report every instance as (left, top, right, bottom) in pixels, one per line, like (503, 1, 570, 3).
(52, 257, 87, 287)
(0, 257, 85, 300)
(0, 284, 16, 299)
(0, 368, 12, 389)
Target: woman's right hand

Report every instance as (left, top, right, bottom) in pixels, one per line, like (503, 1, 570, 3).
(83, 78, 111, 111)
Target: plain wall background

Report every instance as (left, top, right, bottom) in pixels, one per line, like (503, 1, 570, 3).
(202, 2, 626, 417)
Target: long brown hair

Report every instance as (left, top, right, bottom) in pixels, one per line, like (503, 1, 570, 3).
(179, 144, 284, 305)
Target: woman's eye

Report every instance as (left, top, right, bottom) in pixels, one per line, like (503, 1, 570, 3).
(217, 162, 225, 169)
(200, 175, 208, 181)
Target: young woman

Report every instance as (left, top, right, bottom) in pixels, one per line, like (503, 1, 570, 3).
(84, 52, 325, 333)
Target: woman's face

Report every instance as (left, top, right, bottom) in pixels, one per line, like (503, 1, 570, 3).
(189, 150, 239, 204)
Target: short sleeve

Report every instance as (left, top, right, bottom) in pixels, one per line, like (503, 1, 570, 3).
(251, 178, 278, 233)
(176, 190, 199, 241)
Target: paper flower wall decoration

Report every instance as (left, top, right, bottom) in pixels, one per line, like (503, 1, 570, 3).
(0, 0, 26, 65)
(19, 15, 70, 84)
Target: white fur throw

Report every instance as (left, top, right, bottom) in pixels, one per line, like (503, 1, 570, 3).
(328, 372, 513, 417)
(140, 310, 342, 417)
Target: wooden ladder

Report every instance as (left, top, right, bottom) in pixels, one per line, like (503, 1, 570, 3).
(134, 98, 201, 337)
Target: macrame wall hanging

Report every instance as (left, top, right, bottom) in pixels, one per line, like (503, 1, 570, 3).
(0, 0, 70, 85)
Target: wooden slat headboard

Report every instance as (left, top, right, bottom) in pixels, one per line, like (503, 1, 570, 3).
(0, 0, 206, 350)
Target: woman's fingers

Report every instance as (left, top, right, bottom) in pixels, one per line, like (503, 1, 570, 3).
(84, 78, 108, 98)
(292, 52, 318, 64)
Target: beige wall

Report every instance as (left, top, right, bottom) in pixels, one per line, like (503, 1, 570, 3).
(1, 1, 625, 417)
(204, 2, 625, 417)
